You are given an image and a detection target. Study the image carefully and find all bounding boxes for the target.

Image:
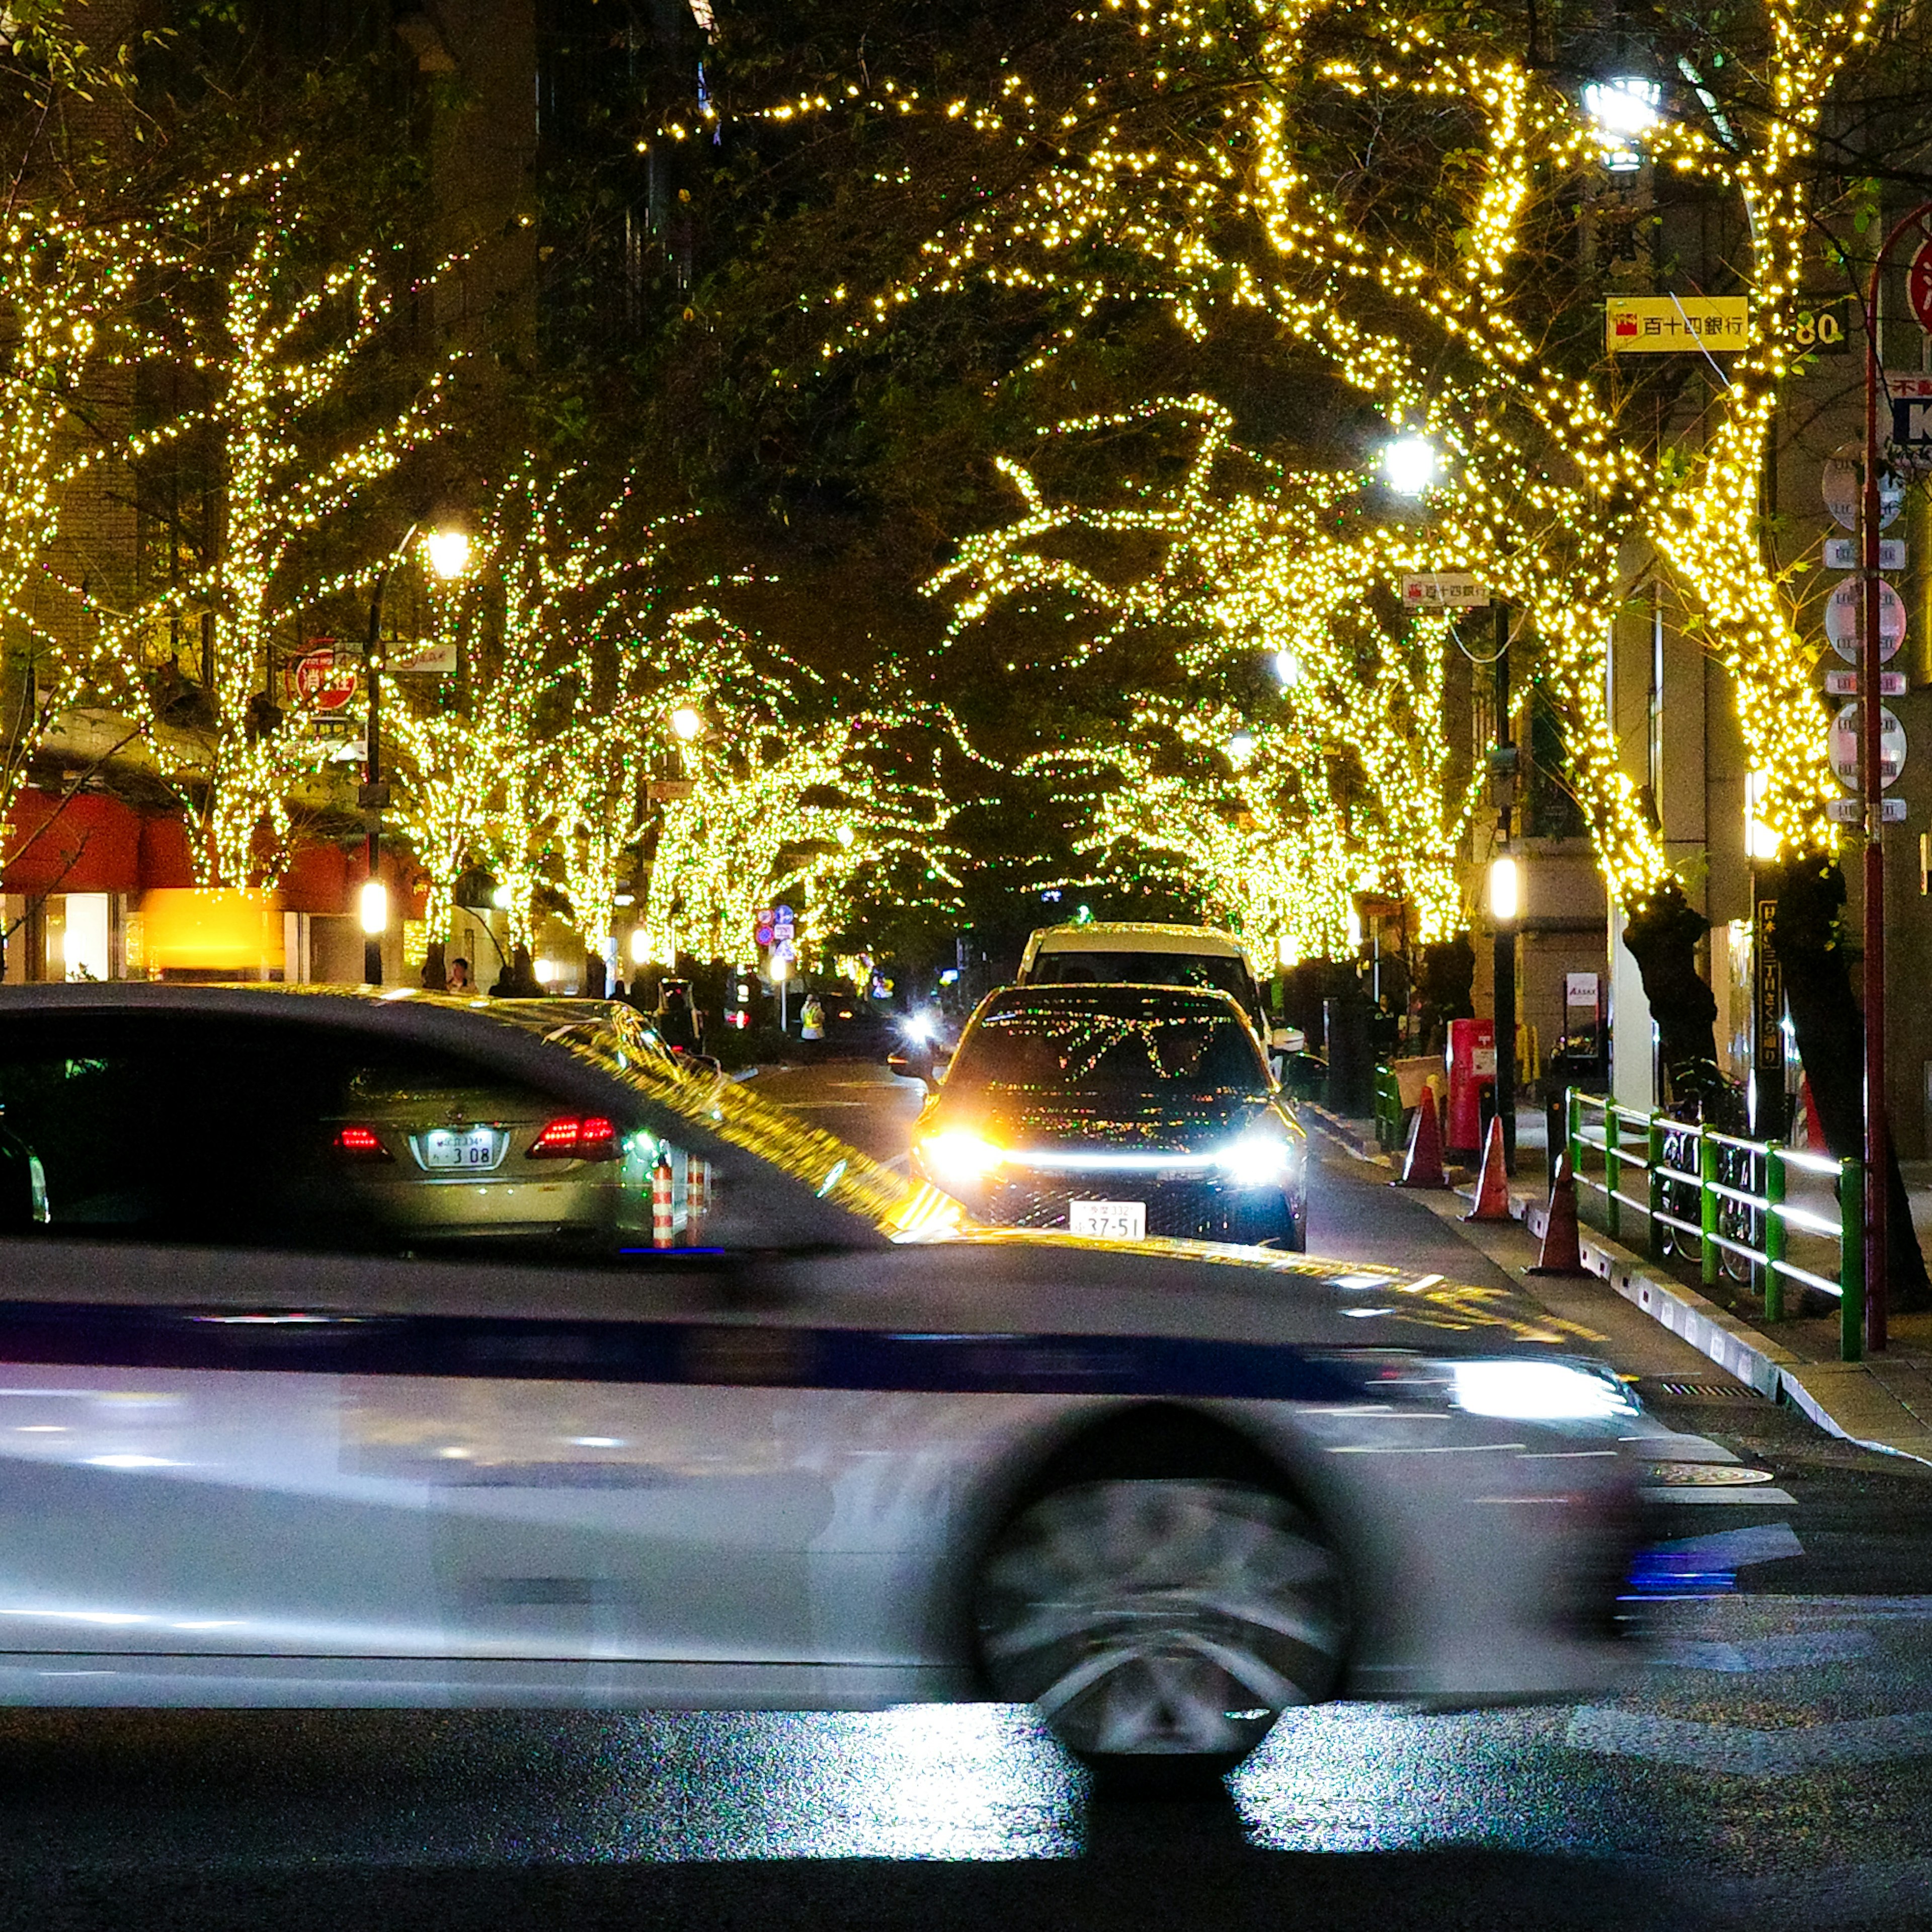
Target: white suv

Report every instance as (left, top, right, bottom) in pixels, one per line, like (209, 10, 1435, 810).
(1016, 921, 1296, 1048)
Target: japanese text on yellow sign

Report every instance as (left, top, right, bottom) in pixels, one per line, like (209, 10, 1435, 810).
(1605, 296, 1750, 354)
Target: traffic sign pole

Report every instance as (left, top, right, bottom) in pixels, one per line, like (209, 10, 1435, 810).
(1859, 199, 1932, 1350)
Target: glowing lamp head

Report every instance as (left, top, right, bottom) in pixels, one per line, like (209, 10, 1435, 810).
(1226, 732, 1255, 768)
(770, 955, 789, 984)
(1381, 435, 1441, 498)
(422, 527, 472, 581)
(1489, 854, 1520, 923)
(918, 1128, 1004, 1188)
(1582, 77, 1661, 140)
(669, 704, 705, 743)
(358, 879, 389, 936)
(836, 824, 855, 849)
(532, 957, 556, 986)
(629, 929, 651, 965)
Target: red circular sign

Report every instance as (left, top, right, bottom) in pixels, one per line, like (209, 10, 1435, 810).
(1911, 238, 1932, 339)
(293, 649, 357, 712)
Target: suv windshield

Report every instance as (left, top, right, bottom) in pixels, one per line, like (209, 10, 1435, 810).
(951, 990, 1269, 1095)
(1027, 949, 1259, 1019)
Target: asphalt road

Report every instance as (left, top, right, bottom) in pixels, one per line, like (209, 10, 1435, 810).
(10, 1058, 1932, 1932)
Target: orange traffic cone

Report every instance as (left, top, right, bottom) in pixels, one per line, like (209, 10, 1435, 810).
(1393, 1090, 1448, 1189)
(1463, 1115, 1513, 1222)
(1527, 1149, 1585, 1274)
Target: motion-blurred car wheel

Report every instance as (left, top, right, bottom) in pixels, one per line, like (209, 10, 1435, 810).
(973, 1476, 1349, 1788)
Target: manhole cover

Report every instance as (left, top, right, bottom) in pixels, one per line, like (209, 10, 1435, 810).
(1643, 1463, 1778, 1487)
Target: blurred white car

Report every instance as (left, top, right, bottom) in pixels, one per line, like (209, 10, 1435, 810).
(0, 984, 1646, 1782)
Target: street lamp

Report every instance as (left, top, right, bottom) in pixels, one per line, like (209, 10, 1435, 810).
(669, 704, 706, 742)
(363, 516, 470, 986)
(1381, 434, 1441, 498)
(1487, 853, 1520, 922)
(1582, 76, 1660, 170)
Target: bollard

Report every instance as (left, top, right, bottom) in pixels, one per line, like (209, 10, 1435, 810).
(1763, 1147, 1786, 1322)
(1647, 1111, 1666, 1263)
(1698, 1126, 1720, 1288)
(1605, 1107, 1622, 1245)
(1839, 1156, 1864, 1363)
(653, 1155, 675, 1250)
(688, 1158, 708, 1229)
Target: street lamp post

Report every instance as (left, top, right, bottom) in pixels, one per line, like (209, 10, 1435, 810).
(1858, 200, 1932, 1355)
(360, 522, 471, 987)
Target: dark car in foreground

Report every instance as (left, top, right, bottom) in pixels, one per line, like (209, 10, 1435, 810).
(911, 983, 1309, 1249)
(0, 984, 1645, 1784)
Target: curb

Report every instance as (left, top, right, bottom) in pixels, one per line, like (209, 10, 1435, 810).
(1513, 1188, 1932, 1469)
(1306, 1109, 1932, 1467)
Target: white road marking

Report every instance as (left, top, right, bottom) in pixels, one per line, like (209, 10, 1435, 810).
(1640, 1486, 1798, 1504)
(1652, 1523, 1804, 1568)
(1566, 1702, 1932, 1771)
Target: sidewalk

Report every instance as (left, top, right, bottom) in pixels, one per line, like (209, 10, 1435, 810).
(1309, 1100, 1932, 1468)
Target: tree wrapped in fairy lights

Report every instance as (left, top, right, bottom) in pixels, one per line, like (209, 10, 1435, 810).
(384, 466, 687, 955)
(809, 0, 1888, 1091)
(85, 156, 452, 887)
(636, 672, 967, 971)
(931, 397, 1471, 959)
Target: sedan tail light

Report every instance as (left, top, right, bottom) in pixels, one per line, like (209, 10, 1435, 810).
(528, 1115, 621, 1162)
(334, 1125, 392, 1162)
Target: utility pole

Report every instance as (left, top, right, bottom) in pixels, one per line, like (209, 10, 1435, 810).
(1857, 200, 1932, 1354)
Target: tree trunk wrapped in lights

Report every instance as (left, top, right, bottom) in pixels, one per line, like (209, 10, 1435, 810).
(0, 200, 144, 894)
(89, 158, 452, 887)
(386, 465, 692, 957)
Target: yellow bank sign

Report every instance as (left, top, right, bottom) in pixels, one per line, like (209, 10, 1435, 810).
(1605, 296, 1750, 354)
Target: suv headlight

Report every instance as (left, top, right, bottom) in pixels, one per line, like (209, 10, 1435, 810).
(1217, 1131, 1296, 1188)
(918, 1128, 1004, 1186)
(1449, 1359, 1638, 1421)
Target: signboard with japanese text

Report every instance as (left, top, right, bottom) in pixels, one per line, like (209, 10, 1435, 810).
(291, 646, 357, 712)
(1605, 296, 1749, 354)
(386, 639, 457, 677)
(1400, 573, 1490, 609)
(1887, 372, 1932, 463)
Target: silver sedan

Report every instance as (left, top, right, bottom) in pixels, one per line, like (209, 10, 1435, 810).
(0, 984, 1648, 1783)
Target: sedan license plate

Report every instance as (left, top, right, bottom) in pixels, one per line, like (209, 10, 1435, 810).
(1070, 1199, 1147, 1241)
(418, 1127, 503, 1172)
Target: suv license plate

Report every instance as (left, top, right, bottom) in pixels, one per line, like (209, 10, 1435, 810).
(1070, 1199, 1146, 1241)
(420, 1128, 502, 1171)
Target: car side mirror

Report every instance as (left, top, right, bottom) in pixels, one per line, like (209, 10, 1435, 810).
(922, 1054, 951, 1093)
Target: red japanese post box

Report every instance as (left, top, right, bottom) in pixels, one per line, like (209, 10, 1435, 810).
(1445, 1017, 1497, 1157)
